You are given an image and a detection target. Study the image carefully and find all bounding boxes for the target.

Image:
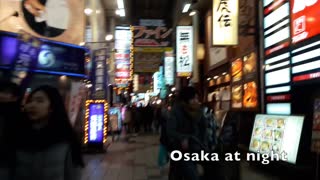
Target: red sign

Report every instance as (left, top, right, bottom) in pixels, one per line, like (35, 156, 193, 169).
(264, 0, 286, 15)
(115, 53, 130, 60)
(291, 0, 320, 43)
(267, 94, 291, 102)
(293, 72, 320, 82)
(265, 41, 290, 56)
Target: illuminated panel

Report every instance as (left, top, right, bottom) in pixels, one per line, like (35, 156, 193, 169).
(265, 68, 290, 87)
(265, 52, 290, 64)
(264, 19, 290, 36)
(292, 48, 320, 64)
(267, 94, 291, 102)
(265, 61, 290, 71)
(292, 60, 320, 74)
(293, 72, 320, 82)
(264, 27, 290, 48)
(266, 86, 291, 94)
(266, 103, 291, 115)
(84, 100, 108, 144)
(264, 0, 273, 7)
(264, 2, 289, 29)
(292, 40, 320, 54)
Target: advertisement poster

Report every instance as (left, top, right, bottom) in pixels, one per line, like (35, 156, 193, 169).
(243, 81, 258, 108)
(232, 58, 243, 82)
(249, 114, 304, 164)
(88, 103, 105, 143)
(68, 82, 86, 126)
(109, 107, 122, 132)
(92, 48, 109, 99)
(133, 26, 172, 47)
(0, 0, 85, 44)
(232, 85, 243, 108)
(212, 0, 239, 45)
(243, 52, 257, 76)
(291, 0, 320, 44)
(134, 52, 162, 73)
(176, 26, 193, 77)
(312, 99, 320, 153)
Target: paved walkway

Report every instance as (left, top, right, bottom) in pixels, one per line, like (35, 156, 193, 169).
(81, 134, 280, 180)
(82, 134, 168, 180)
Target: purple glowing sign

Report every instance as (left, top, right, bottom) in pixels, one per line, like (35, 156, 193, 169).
(88, 103, 105, 143)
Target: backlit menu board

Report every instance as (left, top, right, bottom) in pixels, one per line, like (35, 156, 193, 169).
(291, 0, 320, 44)
(263, 0, 291, 56)
(232, 85, 243, 108)
(231, 58, 243, 82)
(249, 114, 304, 164)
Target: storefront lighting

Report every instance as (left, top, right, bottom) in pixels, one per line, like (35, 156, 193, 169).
(222, 72, 227, 75)
(182, 3, 191, 13)
(214, 76, 219, 79)
(207, 78, 211, 81)
(84, 8, 93, 15)
(79, 42, 85, 46)
(169, 93, 173, 97)
(171, 87, 176, 92)
(116, 9, 125, 17)
(105, 34, 113, 41)
(156, 99, 162, 104)
(117, 0, 124, 9)
(189, 11, 196, 16)
(115, 9, 120, 15)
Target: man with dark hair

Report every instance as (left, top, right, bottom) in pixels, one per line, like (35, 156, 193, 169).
(167, 86, 208, 180)
(0, 79, 22, 180)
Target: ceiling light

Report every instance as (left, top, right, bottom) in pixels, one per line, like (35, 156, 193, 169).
(84, 8, 93, 15)
(222, 72, 227, 75)
(105, 34, 113, 41)
(207, 78, 211, 81)
(79, 42, 85, 46)
(189, 11, 196, 16)
(214, 76, 219, 79)
(115, 9, 120, 15)
(182, 3, 191, 13)
(117, 0, 124, 9)
(119, 9, 125, 17)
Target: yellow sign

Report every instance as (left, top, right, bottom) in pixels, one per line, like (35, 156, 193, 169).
(212, 0, 239, 45)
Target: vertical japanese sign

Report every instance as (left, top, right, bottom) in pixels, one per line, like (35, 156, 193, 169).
(10, 31, 41, 89)
(115, 26, 132, 87)
(312, 99, 320, 153)
(133, 26, 173, 47)
(92, 48, 109, 99)
(164, 51, 175, 85)
(176, 26, 193, 77)
(88, 103, 105, 143)
(212, 0, 239, 45)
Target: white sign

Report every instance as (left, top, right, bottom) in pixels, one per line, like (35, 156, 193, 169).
(176, 26, 193, 77)
(212, 0, 239, 45)
(209, 47, 227, 66)
(164, 56, 175, 85)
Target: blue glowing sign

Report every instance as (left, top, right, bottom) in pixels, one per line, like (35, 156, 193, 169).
(88, 103, 105, 143)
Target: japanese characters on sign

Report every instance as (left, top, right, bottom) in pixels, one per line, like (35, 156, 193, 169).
(92, 48, 109, 99)
(164, 52, 175, 85)
(133, 26, 172, 47)
(11, 31, 41, 87)
(291, 0, 320, 44)
(115, 26, 132, 87)
(176, 26, 193, 77)
(212, 0, 239, 45)
(88, 103, 105, 143)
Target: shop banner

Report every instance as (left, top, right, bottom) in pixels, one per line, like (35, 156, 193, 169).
(134, 52, 162, 73)
(68, 82, 86, 126)
(91, 48, 109, 99)
(176, 26, 193, 77)
(133, 26, 172, 47)
(164, 55, 175, 85)
(312, 99, 320, 153)
(10, 31, 41, 89)
(291, 0, 320, 44)
(86, 101, 107, 144)
(212, 0, 239, 45)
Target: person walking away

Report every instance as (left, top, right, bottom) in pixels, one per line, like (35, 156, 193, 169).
(13, 85, 84, 180)
(0, 80, 22, 180)
(216, 111, 240, 180)
(167, 86, 208, 180)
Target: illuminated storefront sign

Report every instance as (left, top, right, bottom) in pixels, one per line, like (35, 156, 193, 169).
(164, 56, 174, 85)
(115, 26, 132, 87)
(133, 26, 172, 47)
(92, 48, 109, 99)
(212, 0, 239, 45)
(291, 0, 320, 44)
(84, 100, 108, 144)
(176, 26, 193, 77)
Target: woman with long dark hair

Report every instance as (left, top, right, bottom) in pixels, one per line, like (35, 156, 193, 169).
(14, 85, 84, 180)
